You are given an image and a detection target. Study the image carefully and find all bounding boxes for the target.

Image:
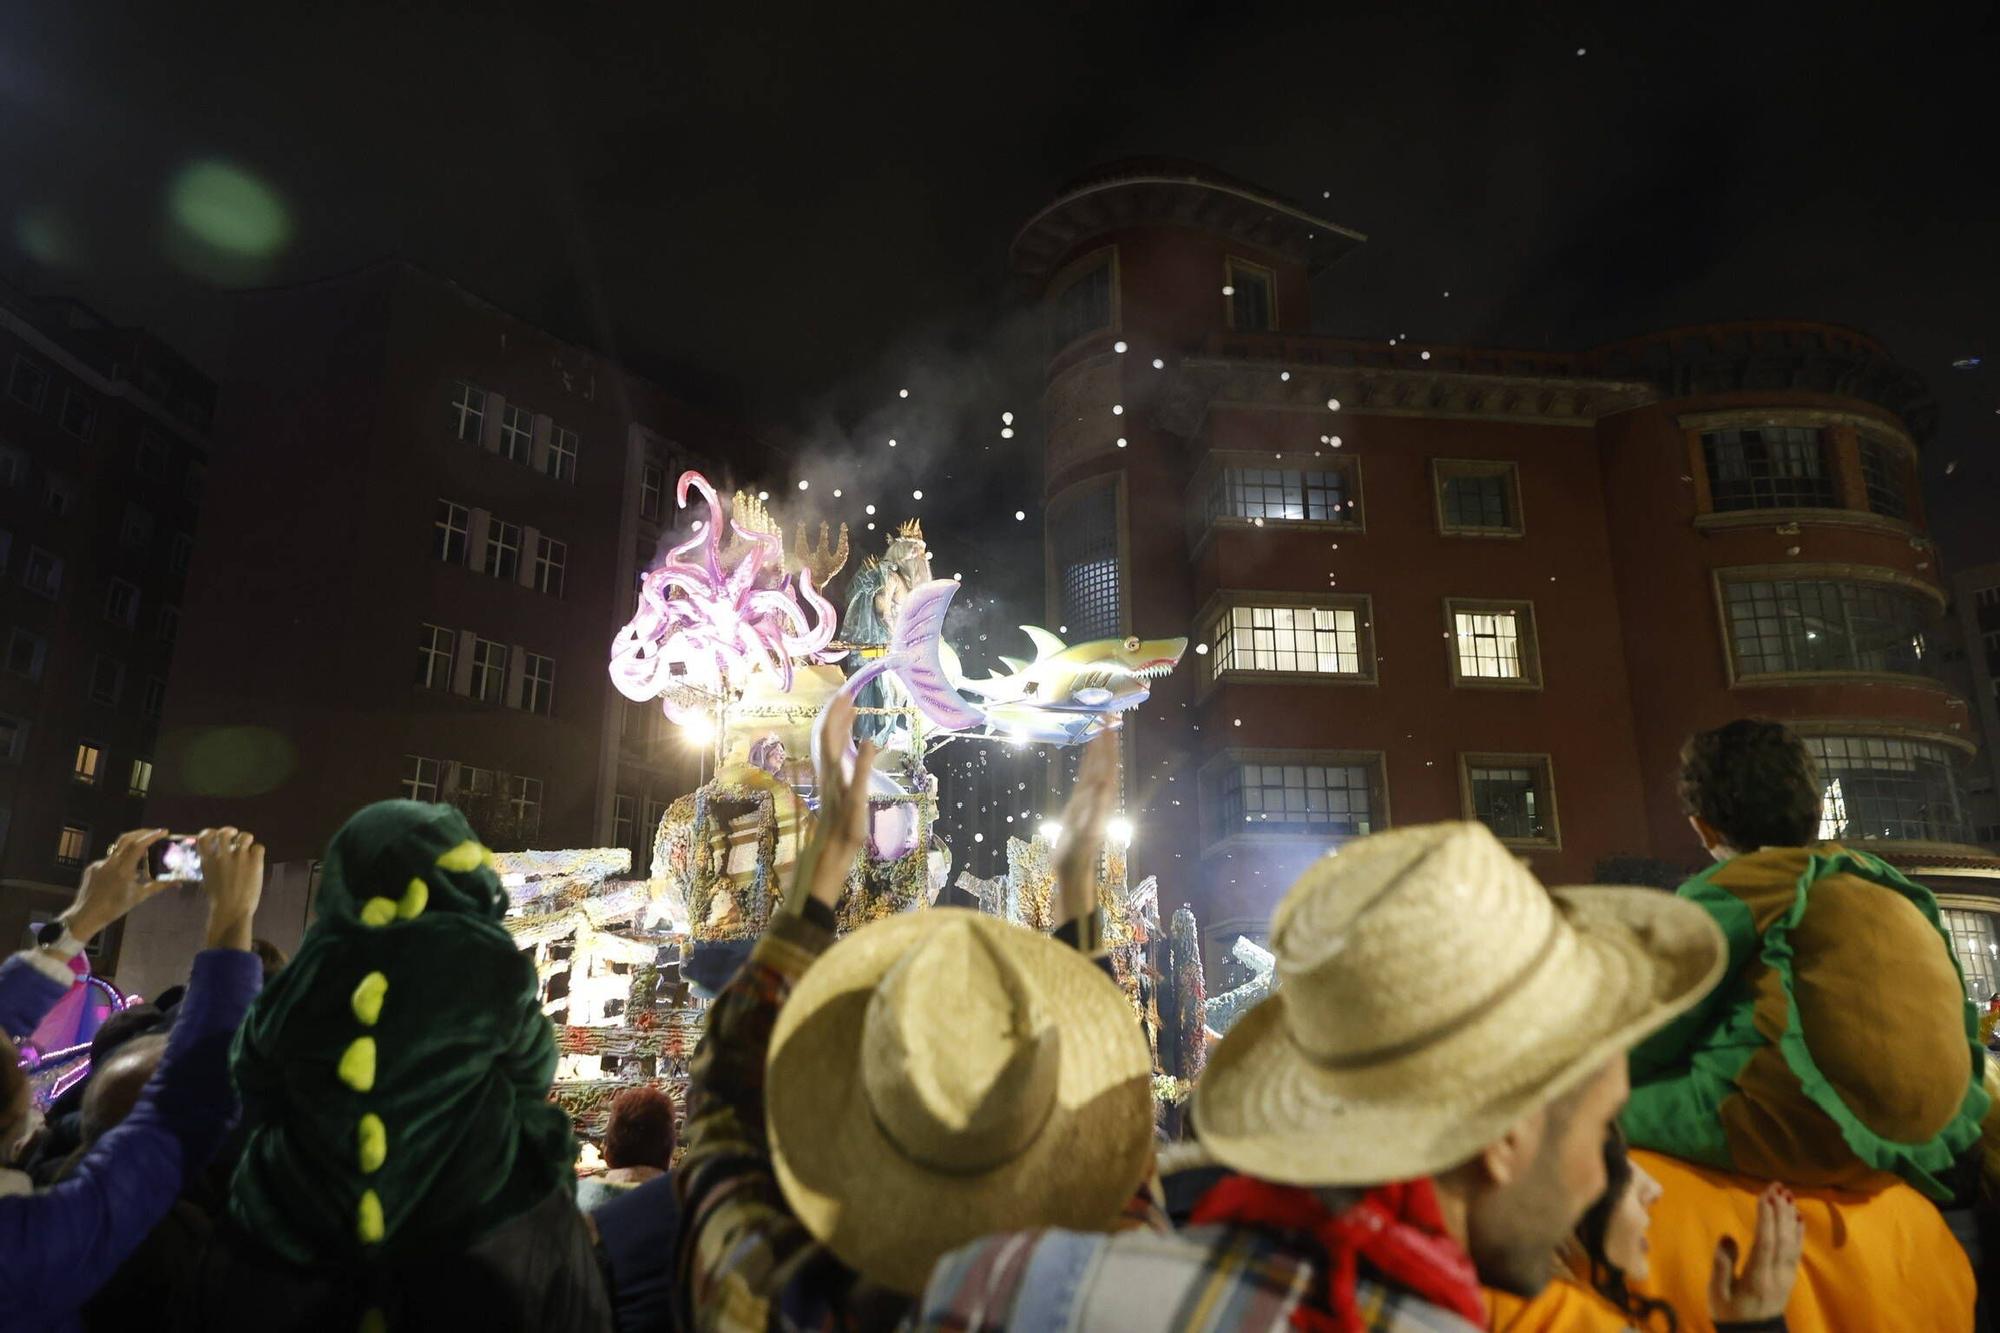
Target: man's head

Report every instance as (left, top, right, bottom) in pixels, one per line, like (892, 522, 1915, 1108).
(1440, 1058, 1630, 1297)
(602, 1084, 676, 1171)
(1679, 718, 1821, 859)
(80, 1033, 167, 1145)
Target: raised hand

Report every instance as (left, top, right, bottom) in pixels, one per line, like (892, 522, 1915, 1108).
(196, 827, 265, 951)
(1708, 1183, 1803, 1324)
(790, 693, 878, 913)
(60, 829, 173, 943)
(1053, 732, 1121, 929)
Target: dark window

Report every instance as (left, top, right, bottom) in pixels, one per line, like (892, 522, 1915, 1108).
(184, 460, 206, 504)
(1050, 259, 1112, 349)
(169, 533, 193, 575)
(416, 624, 455, 690)
(521, 652, 555, 716)
(484, 520, 520, 580)
(5, 630, 45, 679)
(545, 426, 578, 482)
(498, 405, 535, 464)
(534, 537, 566, 597)
(8, 356, 49, 410)
(450, 383, 487, 443)
(1468, 760, 1553, 842)
(1443, 474, 1510, 529)
(89, 657, 123, 705)
(1724, 578, 1931, 678)
(1050, 482, 1120, 641)
(1225, 262, 1274, 333)
(105, 578, 139, 626)
(136, 431, 169, 480)
(1220, 762, 1375, 837)
(471, 639, 508, 703)
(1702, 426, 1836, 511)
(158, 604, 179, 645)
(433, 499, 469, 564)
(23, 547, 62, 598)
(640, 464, 663, 521)
(1858, 438, 1910, 521)
(143, 677, 167, 718)
(58, 388, 96, 441)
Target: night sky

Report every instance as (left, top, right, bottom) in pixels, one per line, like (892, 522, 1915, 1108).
(3, 0, 1994, 582)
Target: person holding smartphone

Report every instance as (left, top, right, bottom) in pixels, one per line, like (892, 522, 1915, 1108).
(0, 827, 266, 1331)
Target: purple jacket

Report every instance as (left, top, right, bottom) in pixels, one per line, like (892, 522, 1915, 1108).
(1, 947, 263, 1332)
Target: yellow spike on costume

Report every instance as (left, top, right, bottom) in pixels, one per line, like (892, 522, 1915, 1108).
(896, 517, 924, 541)
(359, 898, 397, 927)
(435, 840, 487, 872)
(351, 972, 388, 1026)
(358, 1113, 387, 1174)
(338, 1036, 377, 1092)
(398, 878, 429, 919)
(480, 844, 498, 871)
(357, 1188, 384, 1243)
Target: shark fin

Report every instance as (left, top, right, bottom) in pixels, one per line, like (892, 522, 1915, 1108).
(1018, 626, 1067, 661)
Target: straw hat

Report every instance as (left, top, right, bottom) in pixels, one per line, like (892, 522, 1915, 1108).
(766, 908, 1155, 1294)
(1194, 822, 1726, 1185)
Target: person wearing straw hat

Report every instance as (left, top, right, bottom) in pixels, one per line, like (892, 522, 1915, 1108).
(673, 698, 1158, 1331)
(916, 821, 1728, 1332)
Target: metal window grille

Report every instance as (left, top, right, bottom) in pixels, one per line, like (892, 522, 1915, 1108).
(400, 755, 440, 802)
(1453, 611, 1522, 679)
(499, 404, 535, 464)
(434, 500, 468, 564)
(1443, 473, 1510, 529)
(1724, 579, 1929, 677)
(1050, 260, 1111, 349)
(416, 624, 455, 689)
(471, 639, 508, 703)
(1858, 438, 1909, 521)
(1220, 762, 1373, 836)
(450, 383, 486, 442)
(1211, 604, 1361, 678)
(1809, 735, 1970, 843)
(1701, 426, 1836, 511)
(1051, 484, 1120, 642)
(545, 426, 578, 482)
(1469, 765, 1547, 840)
(485, 521, 521, 580)
(1942, 908, 2000, 1002)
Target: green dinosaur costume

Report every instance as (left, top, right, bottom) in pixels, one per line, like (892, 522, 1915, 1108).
(1623, 844, 1989, 1201)
(229, 800, 576, 1264)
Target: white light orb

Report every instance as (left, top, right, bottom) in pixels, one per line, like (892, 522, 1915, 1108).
(797, 479, 809, 490)
(1113, 340, 1128, 353)
(1014, 510, 1026, 521)
(1116, 437, 1127, 448)
(1326, 398, 1341, 412)
(912, 489, 923, 500)
(1194, 642, 1209, 656)
(865, 504, 876, 515)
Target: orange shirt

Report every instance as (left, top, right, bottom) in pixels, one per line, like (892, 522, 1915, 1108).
(1485, 1278, 1635, 1332)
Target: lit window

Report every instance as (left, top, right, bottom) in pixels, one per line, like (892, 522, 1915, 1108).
(1050, 253, 1113, 350)
(534, 536, 566, 597)
(1464, 754, 1557, 845)
(416, 624, 456, 690)
(484, 520, 521, 580)
(1723, 577, 1931, 679)
(1808, 735, 1970, 844)
(129, 758, 153, 798)
(450, 382, 487, 443)
(73, 742, 102, 785)
(56, 824, 89, 867)
(143, 677, 167, 718)
(640, 463, 664, 521)
(1858, 437, 1910, 521)
(1941, 908, 2000, 1002)
(401, 754, 441, 803)
(24, 547, 62, 597)
(1224, 259, 1275, 333)
(521, 652, 555, 716)
(498, 404, 535, 464)
(433, 499, 469, 564)
(105, 578, 140, 626)
(6, 629, 45, 679)
(1434, 460, 1522, 535)
(1219, 760, 1377, 838)
(137, 431, 169, 480)
(470, 639, 508, 703)
(88, 656, 124, 705)
(1207, 602, 1368, 679)
(8, 355, 49, 410)
(545, 426, 578, 482)
(58, 388, 96, 441)
(1050, 481, 1120, 642)
(508, 775, 543, 835)
(1701, 426, 1835, 511)
(1447, 600, 1541, 687)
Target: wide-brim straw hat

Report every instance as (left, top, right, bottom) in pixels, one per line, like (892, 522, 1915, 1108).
(767, 907, 1155, 1294)
(1195, 822, 1726, 1185)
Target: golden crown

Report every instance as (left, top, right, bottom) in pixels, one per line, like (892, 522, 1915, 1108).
(731, 490, 779, 537)
(895, 518, 924, 541)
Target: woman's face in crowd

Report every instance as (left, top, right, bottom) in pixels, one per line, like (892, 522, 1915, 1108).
(1602, 1155, 1664, 1279)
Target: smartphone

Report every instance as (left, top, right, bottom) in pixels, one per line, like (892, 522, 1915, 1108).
(148, 835, 203, 883)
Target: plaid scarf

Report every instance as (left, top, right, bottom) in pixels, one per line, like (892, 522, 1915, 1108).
(1192, 1174, 1485, 1332)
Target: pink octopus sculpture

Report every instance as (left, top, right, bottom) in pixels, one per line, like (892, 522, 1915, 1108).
(610, 471, 840, 722)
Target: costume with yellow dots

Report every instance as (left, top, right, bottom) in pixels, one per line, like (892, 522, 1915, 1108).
(227, 801, 578, 1298)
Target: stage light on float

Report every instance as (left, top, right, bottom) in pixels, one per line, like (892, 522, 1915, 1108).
(1039, 820, 1063, 843)
(1109, 816, 1134, 847)
(680, 715, 715, 744)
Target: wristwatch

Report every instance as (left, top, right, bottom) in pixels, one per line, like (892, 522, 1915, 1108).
(35, 919, 86, 960)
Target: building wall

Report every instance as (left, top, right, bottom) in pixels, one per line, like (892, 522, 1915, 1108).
(0, 285, 213, 970)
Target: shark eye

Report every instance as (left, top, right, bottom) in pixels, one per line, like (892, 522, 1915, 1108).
(1124, 636, 1140, 652)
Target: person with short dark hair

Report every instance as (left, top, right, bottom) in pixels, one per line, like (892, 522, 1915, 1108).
(1619, 718, 1985, 1327)
(579, 1084, 678, 1212)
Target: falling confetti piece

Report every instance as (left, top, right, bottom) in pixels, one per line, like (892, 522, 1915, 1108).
(1280, 371, 1290, 381)
(1114, 340, 1128, 353)
(1327, 398, 1341, 411)
(1152, 358, 1165, 369)
(1116, 438, 1127, 448)
(1112, 404, 1124, 415)
(1000, 427, 1014, 438)
(1014, 510, 1025, 520)
(899, 388, 910, 397)
(1222, 285, 1235, 296)
(1420, 350, 1432, 360)
(1195, 643, 1209, 655)
(797, 479, 809, 490)
(865, 504, 876, 514)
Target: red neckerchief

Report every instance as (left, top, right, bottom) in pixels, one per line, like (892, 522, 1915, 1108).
(1191, 1174, 1487, 1332)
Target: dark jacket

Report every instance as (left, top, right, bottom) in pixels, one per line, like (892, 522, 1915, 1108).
(594, 1171, 683, 1333)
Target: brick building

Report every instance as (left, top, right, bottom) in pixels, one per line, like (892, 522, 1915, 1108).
(1014, 161, 1999, 976)
(0, 282, 214, 970)
(132, 263, 773, 994)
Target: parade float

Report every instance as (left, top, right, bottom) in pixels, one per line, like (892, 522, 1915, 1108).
(500, 469, 1218, 1141)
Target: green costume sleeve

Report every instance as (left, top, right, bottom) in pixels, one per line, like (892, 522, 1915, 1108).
(1627, 870, 1759, 1085)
